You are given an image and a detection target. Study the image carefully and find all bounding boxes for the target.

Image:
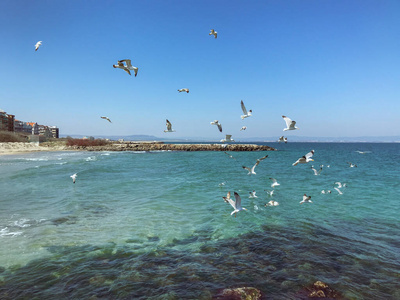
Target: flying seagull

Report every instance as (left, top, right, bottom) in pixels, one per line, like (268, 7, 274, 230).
(282, 115, 299, 131)
(265, 200, 279, 206)
(164, 119, 176, 132)
(240, 126, 247, 131)
(240, 100, 252, 119)
(300, 194, 312, 204)
(334, 187, 343, 195)
(221, 134, 234, 143)
(242, 155, 268, 175)
(100, 116, 112, 123)
(178, 88, 189, 93)
(209, 29, 217, 38)
(35, 41, 42, 51)
(347, 162, 358, 168)
(210, 120, 223, 132)
(249, 190, 258, 198)
(223, 191, 247, 217)
(278, 136, 288, 143)
(311, 165, 322, 175)
(293, 150, 314, 166)
(321, 190, 332, 194)
(113, 59, 138, 76)
(70, 173, 77, 184)
(265, 190, 274, 197)
(224, 152, 236, 160)
(269, 177, 280, 188)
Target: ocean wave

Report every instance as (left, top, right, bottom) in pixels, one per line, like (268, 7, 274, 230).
(0, 227, 23, 237)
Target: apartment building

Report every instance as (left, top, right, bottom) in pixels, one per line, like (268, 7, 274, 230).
(1, 109, 59, 138)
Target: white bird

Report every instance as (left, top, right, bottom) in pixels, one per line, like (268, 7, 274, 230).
(113, 59, 138, 76)
(70, 173, 77, 184)
(223, 192, 247, 217)
(35, 41, 42, 51)
(242, 155, 268, 175)
(321, 190, 332, 194)
(101, 116, 112, 123)
(164, 119, 176, 132)
(249, 190, 258, 198)
(178, 88, 189, 93)
(209, 29, 217, 38)
(265, 190, 274, 197)
(224, 151, 236, 160)
(293, 150, 315, 166)
(347, 162, 358, 168)
(269, 177, 280, 188)
(300, 194, 312, 204)
(356, 150, 371, 154)
(210, 120, 222, 132)
(282, 115, 299, 131)
(218, 182, 226, 187)
(278, 136, 288, 143)
(240, 126, 247, 131)
(335, 182, 343, 188)
(334, 187, 343, 195)
(220, 134, 234, 143)
(311, 166, 322, 175)
(265, 200, 279, 206)
(240, 100, 252, 119)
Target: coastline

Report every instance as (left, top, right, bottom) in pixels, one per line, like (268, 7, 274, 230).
(0, 142, 275, 156)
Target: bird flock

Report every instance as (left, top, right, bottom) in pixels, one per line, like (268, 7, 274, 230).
(33, 37, 361, 210)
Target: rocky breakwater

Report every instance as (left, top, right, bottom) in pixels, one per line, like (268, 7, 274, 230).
(69, 142, 276, 152)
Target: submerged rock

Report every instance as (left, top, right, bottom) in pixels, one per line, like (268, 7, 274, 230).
(298, 280, 342, 299)
(214, 287, 262, 300)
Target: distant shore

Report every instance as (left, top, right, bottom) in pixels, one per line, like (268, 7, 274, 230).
(0, 141, 275, 155)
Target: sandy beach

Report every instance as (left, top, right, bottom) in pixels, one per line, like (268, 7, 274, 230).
(0, 142, 68, 155)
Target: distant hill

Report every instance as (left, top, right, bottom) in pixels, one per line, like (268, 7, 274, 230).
(61, 134, 400, 143)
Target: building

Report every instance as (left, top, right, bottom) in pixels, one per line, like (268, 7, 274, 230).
(0, 110, 15, 132)
(49, 126, 59, 138)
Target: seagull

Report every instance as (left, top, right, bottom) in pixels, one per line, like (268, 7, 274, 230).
(249, 190, 258, 198)
(240, 100, 252, 119)
(321, 190, 332, 194)
(242, 155, 268, 175)
(265, 200, 279, 206)
(278, 136, 288, 143)
(282, 115, 299, 131)
(35, 41, 42, 51)
(223, 192, 247, 217)
(311, 166, 322, 175)
(335, 182, 343, 188)
(300, 194, 312, 204)
(210, 120, 222, 132)
(178, 88, 189, 93)
(70, 173, 77, 184)
(218, 182, 226, 187)
(347, 162, 358, 168)
(224, 151, 236, 160)
(100, 116, 112, 123)
(293, 150, 314, 166)
(164, 119, 176, 132)
(209, 29, 217, 38)
(240, 126, 247, 131)
(113, 59, 138, 76)
(334, 187, 343, 195)
(265, 190, 274, 197)
(221, 134, 234, 143)
(269, 177, 280, 188)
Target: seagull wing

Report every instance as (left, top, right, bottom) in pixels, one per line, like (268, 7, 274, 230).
(251, 160, 261, 172)
(282, 116, 293, 129)
(234, 192, 242, 209)
(226, 134, 232, 140)
(305, 150, 314, 159)
(257, 155, 268, 162)
(120, 59, 132, 68)
(123, 69, 131, 75)
(289, 120, 297, 129)
(166, 119, 172, 131)
(223, 192, 236, 209)
(217, 123, 222, 132)
(117, 61, 125, 67)
(241, 100, 248, 115)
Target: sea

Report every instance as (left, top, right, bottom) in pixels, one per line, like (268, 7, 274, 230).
(0, 142, 399, 299)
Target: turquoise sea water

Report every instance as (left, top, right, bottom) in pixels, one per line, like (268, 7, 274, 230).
(0, 143, 399, 299)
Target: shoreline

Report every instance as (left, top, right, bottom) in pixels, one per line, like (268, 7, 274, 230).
(0, 142, 276, 156)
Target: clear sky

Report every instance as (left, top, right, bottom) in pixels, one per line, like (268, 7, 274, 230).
(1, 0, 399, 140)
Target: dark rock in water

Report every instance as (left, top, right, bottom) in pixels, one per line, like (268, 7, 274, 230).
(147, 236, 160, 242)
(0, 266, 5, 273)
(50, 216, 77, 226)
(298, 280, 342, 299)
(214, 287, 263, 300)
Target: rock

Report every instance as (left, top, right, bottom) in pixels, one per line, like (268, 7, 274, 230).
(214, 287, 262, 300)
(298, 280, 342, 299)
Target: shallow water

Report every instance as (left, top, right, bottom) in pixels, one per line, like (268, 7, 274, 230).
(0, 143, 399, 299)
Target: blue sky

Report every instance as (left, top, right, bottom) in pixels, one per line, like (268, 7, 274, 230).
(1, 0, 399, 140)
